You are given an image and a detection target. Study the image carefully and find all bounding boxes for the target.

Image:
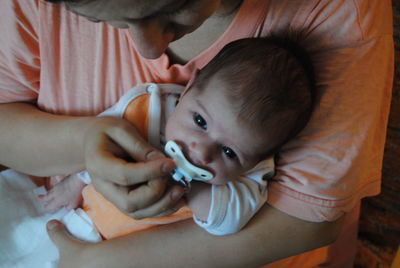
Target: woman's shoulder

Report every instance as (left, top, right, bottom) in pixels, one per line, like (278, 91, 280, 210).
(259, 0, 392, 49)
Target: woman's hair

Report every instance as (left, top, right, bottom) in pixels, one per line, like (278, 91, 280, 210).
(44, 0, 92, 3)
(192, 36, 316, 157)
(45, 0, 79, 2)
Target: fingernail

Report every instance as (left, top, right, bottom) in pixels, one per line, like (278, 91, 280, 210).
(47, 220, 58, 230)
(162, 162, 175, 173)
(146, 151, 164, 161)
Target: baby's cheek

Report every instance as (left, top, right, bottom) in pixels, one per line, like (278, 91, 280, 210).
(219, 165, 248, 184)
(209, 171, 235, 185)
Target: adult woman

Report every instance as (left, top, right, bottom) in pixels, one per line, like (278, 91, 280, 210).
(0, 0, 393, 267)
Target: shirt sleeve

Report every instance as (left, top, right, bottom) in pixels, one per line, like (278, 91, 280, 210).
(0, 0, 40, 103)
(263, 0, 394, 222)
(194, 158, 274, 236)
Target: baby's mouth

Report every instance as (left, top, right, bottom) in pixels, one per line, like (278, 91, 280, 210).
(164, 141, 214, 189)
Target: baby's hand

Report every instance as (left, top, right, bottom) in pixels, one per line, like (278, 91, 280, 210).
(38, 174, 86, 213)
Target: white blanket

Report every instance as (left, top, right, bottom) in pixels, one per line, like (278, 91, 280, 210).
(0, 169, 101, 268)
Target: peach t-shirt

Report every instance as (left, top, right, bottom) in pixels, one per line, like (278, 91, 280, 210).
(0, 0, 394, 265)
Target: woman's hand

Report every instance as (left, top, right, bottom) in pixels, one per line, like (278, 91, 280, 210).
(47, 220, 88, 268)
(0, 103, 184, 218)
(82, 116, 185, 219)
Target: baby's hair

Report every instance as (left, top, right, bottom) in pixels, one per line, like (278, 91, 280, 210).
(192, 37, 315, 157)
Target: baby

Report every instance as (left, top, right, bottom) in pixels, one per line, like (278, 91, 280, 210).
(40, 37, 314, 237)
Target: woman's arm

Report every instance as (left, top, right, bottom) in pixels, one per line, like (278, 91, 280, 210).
(49, 203, 344, 268)
(0, 102, 173, 176)
(0, 102, 90, 176)
(0, 102, 184, 218)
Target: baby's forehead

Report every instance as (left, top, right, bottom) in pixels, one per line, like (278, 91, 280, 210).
(240, 128, 271, 155)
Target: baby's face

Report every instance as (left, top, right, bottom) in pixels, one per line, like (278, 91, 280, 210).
(165, 77, 267, 185)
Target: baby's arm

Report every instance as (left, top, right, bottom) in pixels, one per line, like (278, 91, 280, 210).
(186, 182, 212, 222)
(187, 179, 267, 236)
(39, 173, 86, 213)
(187, 158, 273, 236)
(194, 178, 268, 236)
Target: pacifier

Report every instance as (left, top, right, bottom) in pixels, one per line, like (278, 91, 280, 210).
(164, 141, 214, 189)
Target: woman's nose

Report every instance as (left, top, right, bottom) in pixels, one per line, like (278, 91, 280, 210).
(189, 141, 213, 166)
(128, 19, 174, 59)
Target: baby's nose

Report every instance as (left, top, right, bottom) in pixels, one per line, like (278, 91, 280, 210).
(189, 141, 213, 165)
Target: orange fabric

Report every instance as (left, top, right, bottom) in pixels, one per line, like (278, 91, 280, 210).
(83, 185, 192, 240)
(123, 94, 150, 139)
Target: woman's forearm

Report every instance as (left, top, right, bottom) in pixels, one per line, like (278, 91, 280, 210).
(79, 204, 344, 268)
(0, 102, 89, 176)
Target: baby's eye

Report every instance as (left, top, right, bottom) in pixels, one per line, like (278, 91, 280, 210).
(222, 146, 237, 159)
(193, 113, 207, 130)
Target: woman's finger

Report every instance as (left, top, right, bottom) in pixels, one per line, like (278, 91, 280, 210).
(120, 158, 175, 185)
(124, 177, 167, 212)
(89, 175, 162, 214)
(88, 157, 176, 211)
(47, 220, 86, 268)
(145, 199, 186, 218)
(87, 136, 175, 186)
(47, 220, 84, 247)
(105, 120, 165, 162)
(128, 185, 185, 219)
(90, 177, 133, 212)
(92, 175, 169, 214)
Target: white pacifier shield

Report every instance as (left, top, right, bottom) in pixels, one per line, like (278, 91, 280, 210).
(164, 141, 213, 183)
